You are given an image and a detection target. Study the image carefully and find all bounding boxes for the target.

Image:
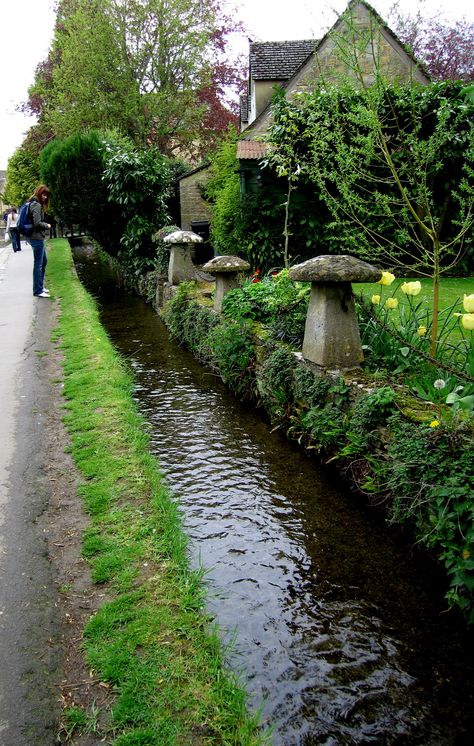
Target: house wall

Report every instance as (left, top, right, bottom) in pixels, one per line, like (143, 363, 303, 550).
(179, 169, 211, 231)
(251, 80, 281, 125)
(243, 2, 429, 140)
(288, 4, 428, 96)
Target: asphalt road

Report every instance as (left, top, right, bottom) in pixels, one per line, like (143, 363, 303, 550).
(0, 239, 61, 744)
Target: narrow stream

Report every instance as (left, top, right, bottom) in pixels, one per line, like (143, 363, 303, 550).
(75, 249, 474, 745)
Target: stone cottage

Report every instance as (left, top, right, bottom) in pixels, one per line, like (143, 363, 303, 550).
(237, 0, 429, 185)
(179, 0, 429, 231)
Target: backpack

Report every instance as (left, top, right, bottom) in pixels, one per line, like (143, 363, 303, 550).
(17, 201, 34, 237)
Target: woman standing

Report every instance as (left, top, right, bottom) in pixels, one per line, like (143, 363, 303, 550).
(28, 185, 51, 298)
(6, 208, 21, 252)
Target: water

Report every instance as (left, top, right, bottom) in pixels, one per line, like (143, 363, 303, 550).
(75, 249, 474, 745)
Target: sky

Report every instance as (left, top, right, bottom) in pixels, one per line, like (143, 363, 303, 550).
(0, 0, 473, 171)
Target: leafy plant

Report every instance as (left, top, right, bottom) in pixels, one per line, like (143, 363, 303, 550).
(207, 320, 257, 398)
(221, 269, 310, 346)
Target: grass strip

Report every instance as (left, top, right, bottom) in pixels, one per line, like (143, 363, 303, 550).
(47, 239, 268, 745)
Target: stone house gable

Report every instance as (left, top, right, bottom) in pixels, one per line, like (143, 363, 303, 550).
(238, 0, 430, 149)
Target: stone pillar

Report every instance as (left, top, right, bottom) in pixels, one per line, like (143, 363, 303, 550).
(202, 255, 250, 312)
(163, 230, 203, 284)
(289, 255, 382, 370)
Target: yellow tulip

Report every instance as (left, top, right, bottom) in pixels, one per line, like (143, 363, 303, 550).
(377, 271, 395, 286)
(401, 281, 421, 296)
(463, 294, 474, 313)
(385, 297, 398, 309)
(461, 313, 474, 331)
(417, 325, 427, 336)
(371, 294, 381, 305)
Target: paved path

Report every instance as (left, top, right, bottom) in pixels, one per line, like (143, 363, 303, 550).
(0, 239, 60, 744)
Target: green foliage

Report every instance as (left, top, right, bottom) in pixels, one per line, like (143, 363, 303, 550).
(205, 129, 245, 255)
(207, 320, 257, 398)
(102, 137, 176, 274)
(40, 130, 180, 272)
(345, 386, 397, 453)
(40, 129, 123, 252)
(221, 269, 310, 346)
(163, 284, 257, 398)
(258, 347, 298, 419)
(4, 144, 41, 206)
(300, 405, 347, 453)
(293, 366, 331, 407)
(387, 416, 474, 621)
(161, 283, 220, 363)
(267, 81, 474, 275)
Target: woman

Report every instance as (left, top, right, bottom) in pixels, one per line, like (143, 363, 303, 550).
(28, 185, 51, 298)
(6, 208, 21, 252)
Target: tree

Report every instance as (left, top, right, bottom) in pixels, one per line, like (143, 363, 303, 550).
(40, 130, 180, 272)
(3, 144, 41, 207)
(389, 1, 474, 82)
(268, 79, 474, 356)
(101, 135, 178, 273)
(33, 1, 144, 142)
(40, 130, 123, 252)
(24, 0, 244, 158)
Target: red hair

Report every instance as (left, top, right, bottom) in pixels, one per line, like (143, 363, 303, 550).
(31, 184, 50, 209)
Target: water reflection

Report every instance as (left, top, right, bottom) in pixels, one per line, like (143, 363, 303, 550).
(75, 250, 474, 745)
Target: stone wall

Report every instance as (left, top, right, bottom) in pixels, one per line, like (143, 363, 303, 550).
(178, 167, 211, 231)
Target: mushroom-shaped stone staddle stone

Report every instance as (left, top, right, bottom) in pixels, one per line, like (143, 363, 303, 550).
(164, 230, 203, 284)
(202, 255, 250, 312)
(289, 255, 382, 370)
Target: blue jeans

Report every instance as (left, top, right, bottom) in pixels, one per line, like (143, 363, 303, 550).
(9, 227, 21, 252)
(29, 239, 47, 295)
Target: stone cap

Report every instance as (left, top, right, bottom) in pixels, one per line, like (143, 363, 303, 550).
(289, 255, 382, 283)
(163, 230, 203, 244)
(202, 255, 250, 274)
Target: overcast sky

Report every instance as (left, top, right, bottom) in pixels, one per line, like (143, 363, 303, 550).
(0, 0, 472, 170)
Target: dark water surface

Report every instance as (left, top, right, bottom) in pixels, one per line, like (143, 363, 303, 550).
(74, 251, 474, 745)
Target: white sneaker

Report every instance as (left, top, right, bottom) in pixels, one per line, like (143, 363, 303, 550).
(43, 287, 49, 293)
(36, 291, 50, 298)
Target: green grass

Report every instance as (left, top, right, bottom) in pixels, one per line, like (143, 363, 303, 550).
(357, 276, 474, 341)
(358, 276, 473, 309)
(47, 239, 268, 745)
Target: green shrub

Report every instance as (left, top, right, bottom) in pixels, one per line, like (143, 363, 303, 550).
(258, 347, 298, 420)
(40, 130, 124, 253)
(207, 320, 257, 398)
(387, 415, 474, 621)
(222, 269, 309, 346)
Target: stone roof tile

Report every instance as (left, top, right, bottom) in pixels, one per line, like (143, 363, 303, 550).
(250, 40, 317, 80)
